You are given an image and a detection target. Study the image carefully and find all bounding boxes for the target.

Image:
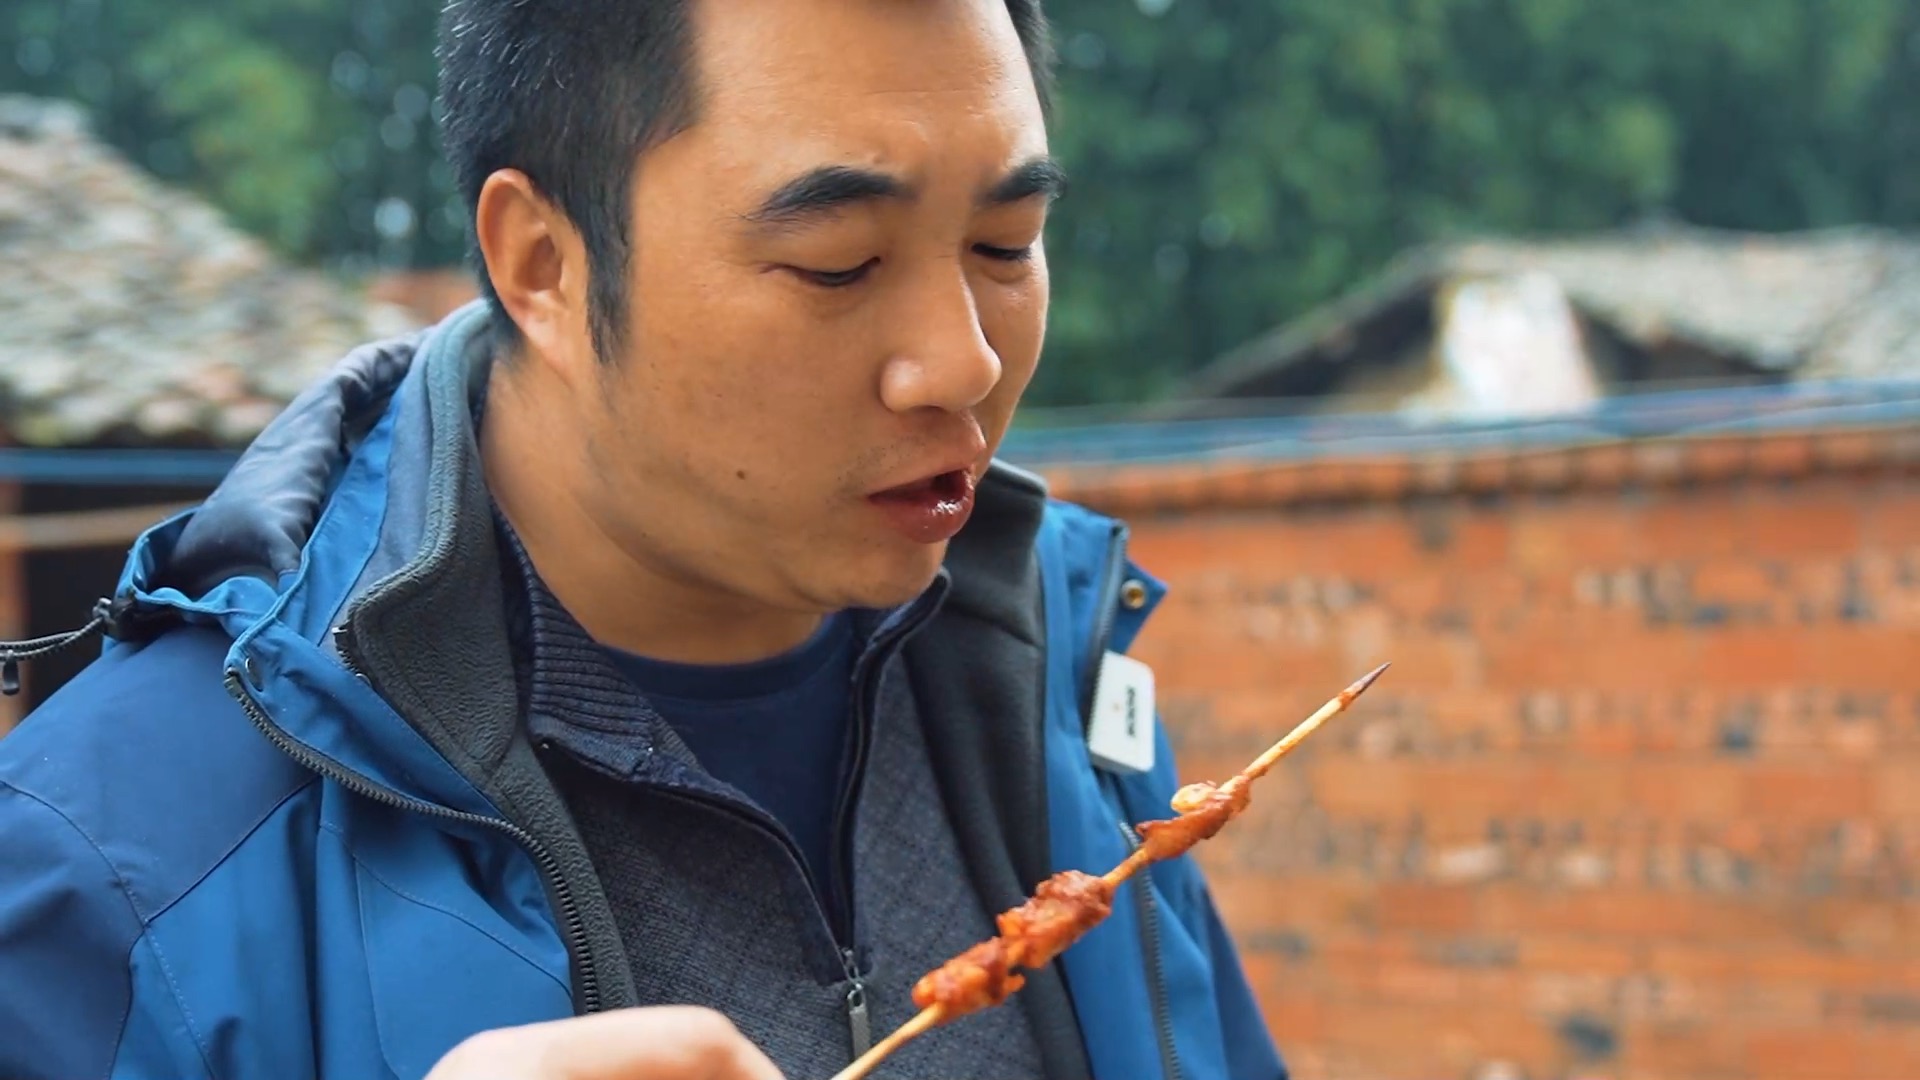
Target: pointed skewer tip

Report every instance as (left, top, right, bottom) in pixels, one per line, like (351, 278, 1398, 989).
(1350, 661, 1390, 696)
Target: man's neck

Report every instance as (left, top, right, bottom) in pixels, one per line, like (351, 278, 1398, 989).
(478, 373, 824, 666)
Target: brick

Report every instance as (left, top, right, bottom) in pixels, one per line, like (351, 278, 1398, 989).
(1520, 936, 1641, 976)
(1741, 765, 1875, 819)
(1650, 944, 1746, 983)
(1490, 629, 1703, 690)
(1350, 458, 1416, 500)
(1748, 434, 1817, 478)
(1311, 758, 1418, 817)
(1800, 898, 1918, 951)
(1211, 877, 1376, 937)
(1148, 465, 1213, 510)
(1413, 455, 1461, 494)
(1634, 442, 1690, 485)
(1815, 431, 1884, 473)
(1810, 628, 1920, 690)
(1460, 454, 1514, 493)
(1866, 490, 1920, 547)
(1373, 959, 1479, 1008)
(1578, 443, 1637, 488)
(1683, 436, 1754, 482)
(1448, 512, 1513, 570)
(1321, 1002, 1562, 1076)
(1374, 571, 1453, 623)
(1641, 498, 1745, 559)
(1295, 460, 1359, 503)
(1515, 450, 1577, 491)
(1745, 949, 1920, 991)
(1690, 560, 1781, 608)
(1736, 488, 1865, 559)
(1376, 882, 1477, 933)
(1351, 634, 1479, 688)
(1247, 462, 1311, 504)
(1745, 1027, 1920, 1079)
(1512, 502, 1647, 572)
(1624, 1022, 1751, 1079)
(1478, 886, 1789, 945)
(1199, 463, 1265, 509)
(1872, 762, 1920, 818)
(1694, 628, 1810, 686)
(1257, 985, 1328, 1043)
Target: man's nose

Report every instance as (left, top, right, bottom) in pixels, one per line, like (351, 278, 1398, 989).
(878, 272, 1003, 414)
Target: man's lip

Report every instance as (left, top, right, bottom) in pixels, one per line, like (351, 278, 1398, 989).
(864, 467, 978, 544)
(868, 461, 980, 499)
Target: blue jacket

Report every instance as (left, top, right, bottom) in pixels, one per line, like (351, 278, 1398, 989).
(0, 304, 1284, 1080)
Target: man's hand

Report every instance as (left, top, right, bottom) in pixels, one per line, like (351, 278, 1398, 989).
(425, 1006, 785, 1080)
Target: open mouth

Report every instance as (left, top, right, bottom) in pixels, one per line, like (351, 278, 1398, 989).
(867, 469, 978, 543)
(873, 469, 972, 506)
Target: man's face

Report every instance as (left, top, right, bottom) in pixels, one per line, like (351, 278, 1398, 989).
(566, 0, 1052, 617)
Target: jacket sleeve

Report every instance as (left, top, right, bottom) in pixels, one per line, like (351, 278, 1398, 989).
(0, 781, 172, 1079)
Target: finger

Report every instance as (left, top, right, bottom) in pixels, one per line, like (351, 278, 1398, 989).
(431, 1007, 784, 1080)
(537, 1007, 783, 1080)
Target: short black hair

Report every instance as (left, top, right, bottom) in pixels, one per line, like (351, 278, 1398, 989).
(436, 0, 1057, 362)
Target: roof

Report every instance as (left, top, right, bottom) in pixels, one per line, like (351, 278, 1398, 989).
(1003, 377, 1920, 470)
(0, 96, 422, 449)
(1179, 223, 1920, 404)
(1006, 380, 1920, 517)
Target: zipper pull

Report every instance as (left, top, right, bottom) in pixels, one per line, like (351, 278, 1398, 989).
(845, 981, 872, 1059)
(841, 948, 872, 1059)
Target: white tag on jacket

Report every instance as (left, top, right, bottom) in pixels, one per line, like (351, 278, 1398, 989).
(1088, 651, 1156, 775)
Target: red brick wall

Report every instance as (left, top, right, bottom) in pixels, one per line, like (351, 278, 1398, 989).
(1047, 427, 1920, 1080)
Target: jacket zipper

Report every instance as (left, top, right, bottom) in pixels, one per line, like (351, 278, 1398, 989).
(623, 611, 924, 1063)
(238, 647, 605, 1014)
(842, 946, 872, 1057)
(1118, 817, 1186, 1080)
(823, 608, 930, 1056)
(647, 785, 871, 1057)
(1087, 527, 1183, 1080)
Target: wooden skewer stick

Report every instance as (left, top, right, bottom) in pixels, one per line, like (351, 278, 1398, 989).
(828, 662, 1390, 1080)
(836, 1005, 945, 1079)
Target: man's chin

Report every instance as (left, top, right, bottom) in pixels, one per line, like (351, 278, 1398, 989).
(840, 543, 950, 610)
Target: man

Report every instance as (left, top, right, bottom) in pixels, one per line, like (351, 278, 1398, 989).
(0, 1, 1284, 1077)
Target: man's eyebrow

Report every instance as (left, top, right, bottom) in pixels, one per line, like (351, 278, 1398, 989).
(984, 156, 1068, 206)
(743, 166, 911, 230)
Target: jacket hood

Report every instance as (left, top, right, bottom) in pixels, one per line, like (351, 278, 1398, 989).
(164, 335, 422, 601)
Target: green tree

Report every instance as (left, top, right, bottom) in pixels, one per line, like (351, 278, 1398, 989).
(1033, 0, 1913, 405)
(3, 0, 450, 265)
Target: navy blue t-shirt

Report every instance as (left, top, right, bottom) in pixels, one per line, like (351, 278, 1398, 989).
(604, 614, 856, 899)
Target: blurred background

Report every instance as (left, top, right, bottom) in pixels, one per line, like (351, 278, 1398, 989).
(3, 2, 1920, 1078)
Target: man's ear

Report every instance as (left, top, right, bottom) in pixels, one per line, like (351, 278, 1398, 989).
(473, 169, 595, 381)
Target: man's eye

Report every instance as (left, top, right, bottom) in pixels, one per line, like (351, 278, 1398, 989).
(975, 244, 1033, 262)
(794, 259, 878, 288)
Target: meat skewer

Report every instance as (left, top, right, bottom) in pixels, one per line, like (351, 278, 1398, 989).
(828, 661, 1390, 1080)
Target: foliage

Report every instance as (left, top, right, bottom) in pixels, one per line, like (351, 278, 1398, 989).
(4, 0, 446, 265)
(5, 0, 1919, 405)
